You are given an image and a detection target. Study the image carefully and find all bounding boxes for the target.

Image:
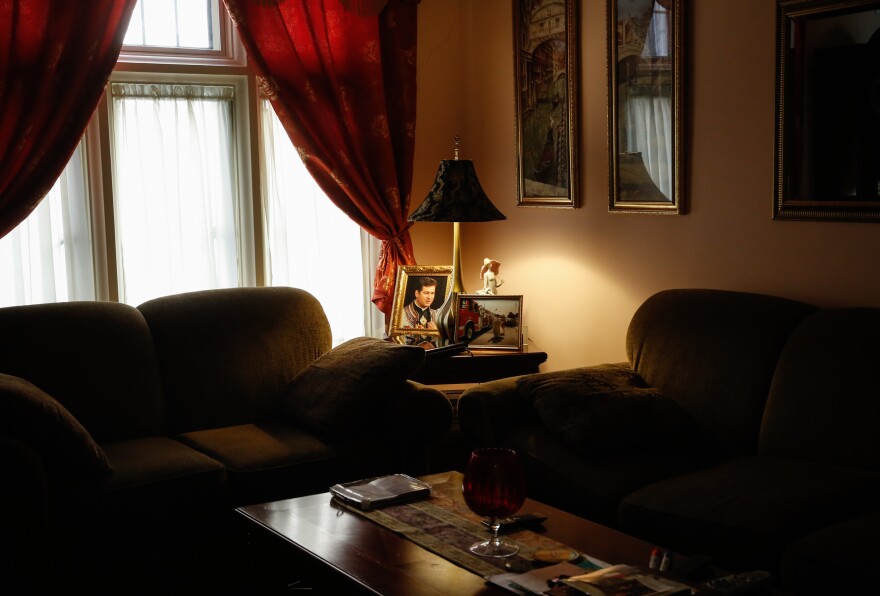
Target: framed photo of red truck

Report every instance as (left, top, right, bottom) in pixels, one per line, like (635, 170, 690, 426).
(454, 294, 524, 351)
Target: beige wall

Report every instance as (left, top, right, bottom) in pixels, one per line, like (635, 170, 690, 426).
(411, 0, 880, 372)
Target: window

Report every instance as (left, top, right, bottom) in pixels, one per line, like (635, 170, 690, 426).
(259, 99, 369, 344)
(124, 0, 218, 49)
(0, 0, 374, 345)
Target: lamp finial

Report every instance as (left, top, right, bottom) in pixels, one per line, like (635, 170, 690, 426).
(453, 135, 460, 161)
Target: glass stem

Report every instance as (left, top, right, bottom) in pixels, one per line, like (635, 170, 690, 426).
(489, 518, 502, 549)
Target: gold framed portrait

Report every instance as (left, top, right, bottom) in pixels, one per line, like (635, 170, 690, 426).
(388, 265, 453, 348)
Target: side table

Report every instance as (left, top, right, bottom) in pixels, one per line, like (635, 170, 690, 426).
(410, 350, 548, 385)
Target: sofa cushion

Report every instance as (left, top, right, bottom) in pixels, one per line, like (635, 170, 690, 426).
(138, 286, 333, 433)
(52, 437, 227, 539)
(618, 456, 880, 572)
(0, 373, 112, 477)
(177, 420, 400, 505)
(516, 365, 699, 456)
(279, 337, 426, 441)
(625, 289, 816, 454)
(0, 301, 166, 442)
(504, 423, 730, 527)
(760, 308, 880, 470)
(780, 511, 880, 595)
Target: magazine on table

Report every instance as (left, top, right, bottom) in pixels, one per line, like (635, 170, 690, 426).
(488, 559, 609, 596)
(554, 564, 692, 595)
(329, 473, 432, 511)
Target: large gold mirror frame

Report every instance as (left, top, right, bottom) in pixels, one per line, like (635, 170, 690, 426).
(607, 0, 684, 214)
(775, 0, 880, 222)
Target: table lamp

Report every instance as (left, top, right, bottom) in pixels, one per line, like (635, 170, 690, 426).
(408, 136, 506, 341)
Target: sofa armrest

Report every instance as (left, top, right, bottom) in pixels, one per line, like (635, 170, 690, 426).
(379, 381, 454, 475)
(386, 381, 454, 447)
(0, 434, 49, 596)
(457, 376, 535, 447)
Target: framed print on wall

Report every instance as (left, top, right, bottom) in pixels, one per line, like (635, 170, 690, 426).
(607, 0, 684, 214)
(774, 0, 880, 222)
(513, 0, 579, 208)
(388, 265, 453, 349)
(453, 294, 524, 352)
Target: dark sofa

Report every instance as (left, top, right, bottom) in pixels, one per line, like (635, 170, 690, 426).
(457, 288, 880, 594)
(0, 286, 453, 595)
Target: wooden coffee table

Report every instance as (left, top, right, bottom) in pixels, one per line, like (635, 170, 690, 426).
(236, 471, 708, 595)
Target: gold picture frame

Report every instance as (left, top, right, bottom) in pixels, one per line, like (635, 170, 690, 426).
(388, 265, 453, 348)
(513, 0, 580, 208)
(607, 0, 684, 214)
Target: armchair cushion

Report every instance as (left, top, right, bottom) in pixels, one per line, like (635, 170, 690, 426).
(516, 365, 699, 456)
(0, 373, 112, 476)
(279, 337, 426, 440)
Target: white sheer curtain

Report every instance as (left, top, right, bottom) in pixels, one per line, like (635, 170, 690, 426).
(0, 143, 95, 307)
(260, 99, 374, 345)
(361, 232, 386, 339)
(622, 95, 672, 197)
(111, 82, 239, 306)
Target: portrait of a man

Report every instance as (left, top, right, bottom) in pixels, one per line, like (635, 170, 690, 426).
(402, 276, 438, 331)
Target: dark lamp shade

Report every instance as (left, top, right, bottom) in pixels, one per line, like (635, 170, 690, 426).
(409, 160, 506, 222)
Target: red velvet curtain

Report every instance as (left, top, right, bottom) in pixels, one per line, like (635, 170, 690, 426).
(0, 0, 136, 239)
(223, 0, 418, 320)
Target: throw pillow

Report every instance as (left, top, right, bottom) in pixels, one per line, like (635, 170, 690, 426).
(0, 373, 112, 476)
(516, 365, 699, 456)
(279, 337, 426, 441)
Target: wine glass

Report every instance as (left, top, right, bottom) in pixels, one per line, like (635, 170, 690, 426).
(462, 447, 527, 557)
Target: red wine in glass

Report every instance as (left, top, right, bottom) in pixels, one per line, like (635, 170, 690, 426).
(462, 447, 526, 557)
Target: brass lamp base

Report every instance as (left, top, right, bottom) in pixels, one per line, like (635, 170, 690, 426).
(452, 221, 465, 294)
